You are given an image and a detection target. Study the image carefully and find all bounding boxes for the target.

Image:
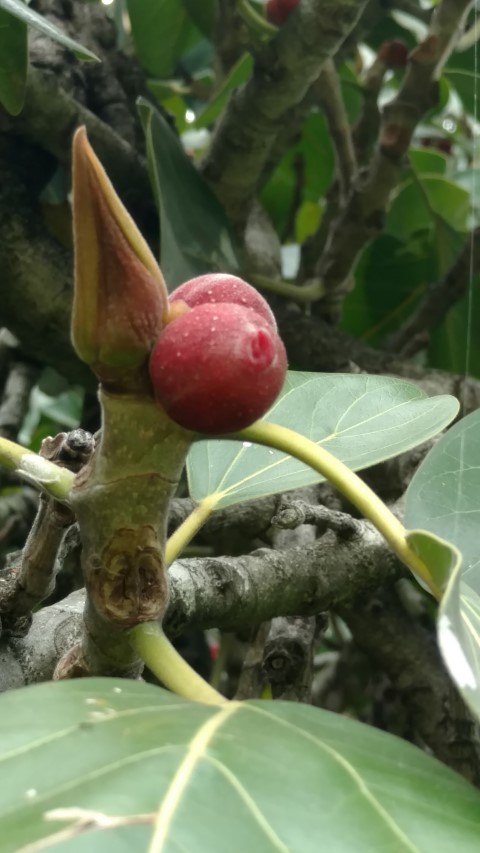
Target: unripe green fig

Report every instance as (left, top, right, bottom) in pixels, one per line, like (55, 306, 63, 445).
(149, 303, 287, 434)
(170, 273, 276, 329)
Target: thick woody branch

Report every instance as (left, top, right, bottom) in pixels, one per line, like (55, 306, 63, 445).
(340, 589, 480, 785)
(165, 523, 401, 635)
(202, 0, 368, 225)
(3, 520, 403, 687)
(1, 65, 155, 239)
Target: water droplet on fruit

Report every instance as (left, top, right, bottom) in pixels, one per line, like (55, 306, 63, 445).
(243, 441, 252, 448)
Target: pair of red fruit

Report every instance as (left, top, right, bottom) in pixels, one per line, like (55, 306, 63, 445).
(150, 1, 303, 431)
(149, 274, 287, 435)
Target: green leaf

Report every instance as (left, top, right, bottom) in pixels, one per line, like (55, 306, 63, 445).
(405, 531, 480, 718)
(181, 0, 216, 37)
(406, 529, 459, 594)
(127, 0, 200, 77)
(261, 112, 334, 239)
(194, 53, 253, 129)
(2, 679, 480, 853)
(445, 69, 478, 115)
(386, 176, 470, 240)
(0, 0, 98, 61)
(409, 147, 448, 176)
(405, 409, 480, 718)
(187, 372, 459, 510)
(451, 167, 480, 200)
(0, 5, 26, 114)
(342, 233, 433, 344)
(138, 98, 241, 288)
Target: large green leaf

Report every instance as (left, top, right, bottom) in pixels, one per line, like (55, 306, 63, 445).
(1, 678, 480, 852)
(194, 53, 253, 129)
(181, 0, 216, 38)
(187, 372, 459, 509)
(409, 147, 448, 176)
(445, 69, 478, 116)
(0, 0, 98, 61)
(405, 409, 480, 584)
(405, 409, 480, 719)
(0, 5, 26, 114)
(127, 0, 200, 77)
(138, 99, 240, 289)
(386, 176, 470, 240)
(342, 233, 433, 345)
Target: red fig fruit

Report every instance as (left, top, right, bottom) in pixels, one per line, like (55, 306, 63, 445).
(170, 273, 276, 329)
(266, 0, 299, 26)
(149, 303, 287, 433)
(378, 39, 409, 69)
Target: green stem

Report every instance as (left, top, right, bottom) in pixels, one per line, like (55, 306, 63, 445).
(236, 0, 277, 37)
(0, 437, 74, 501)
(251, 274, 324, 303)
(130, 621, 226, 705)
(235, 421, 443, 600)
(166, 495, 220, 567)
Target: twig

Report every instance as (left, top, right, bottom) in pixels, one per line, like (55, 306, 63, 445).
(272, 498, 362, 538)
(0, 360, 39, 442)
(0, 431, 93, 634)
(314, 59, 357, 198)
(352, 53, 389, 167)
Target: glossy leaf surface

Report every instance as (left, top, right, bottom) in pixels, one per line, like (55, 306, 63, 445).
(405, 409, 480, 718)
(1, 679, 480, 853)
(0, 0, 98, 60)
(188, 372, 459, 509)
(139, 99, 240, 288)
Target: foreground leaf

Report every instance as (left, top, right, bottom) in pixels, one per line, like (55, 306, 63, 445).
(138, 99, 240, 288)
(188, 372, 459, 509)
(405, 409, 480, 718)
(1, 679, 480, 852)
(0, 0, 98, 61)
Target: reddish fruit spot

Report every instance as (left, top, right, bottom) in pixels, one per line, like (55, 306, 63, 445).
(266, 0, 299, 26)
(248, 329, 275, 369)
(378, 39, 409, 69)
